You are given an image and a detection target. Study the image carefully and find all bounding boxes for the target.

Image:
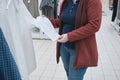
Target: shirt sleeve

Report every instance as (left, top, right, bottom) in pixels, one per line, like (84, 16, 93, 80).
(49, 18, 61, 28)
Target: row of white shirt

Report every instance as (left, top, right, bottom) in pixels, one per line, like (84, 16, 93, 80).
(0, 0, 36, 80)
(0, 0, 62, 79)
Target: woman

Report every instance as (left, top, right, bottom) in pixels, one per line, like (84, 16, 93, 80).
(49, 0, 102, 80)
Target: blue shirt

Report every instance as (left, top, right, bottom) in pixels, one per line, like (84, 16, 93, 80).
(61, 0, 80, 48)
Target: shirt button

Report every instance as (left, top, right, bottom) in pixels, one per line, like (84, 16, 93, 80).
(70, 10, 72, 13)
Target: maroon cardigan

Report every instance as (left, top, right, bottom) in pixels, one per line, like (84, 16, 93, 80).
(50, 0, 102, 68)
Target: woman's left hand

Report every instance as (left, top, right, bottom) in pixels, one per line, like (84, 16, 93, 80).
(57, 34, 69, 43)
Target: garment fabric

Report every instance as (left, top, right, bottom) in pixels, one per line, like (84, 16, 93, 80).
(0, 28, 21, 80)
(40, 0, 54, 9)
(116, 0, 120, 23)
(50, 0, 102, 68)
(61, 0, 80, 48)
(57, 0, 62, 16)
(60, 44, 87, 80)
(54, 0, 58, 18)
(32, 16, 60, 41)
(41, 6, 55, 18)
(23, 0, 39, 18)
(111, 0, 118, 22)
(40, 0, 58, 18)
(0, 0, 36, 80)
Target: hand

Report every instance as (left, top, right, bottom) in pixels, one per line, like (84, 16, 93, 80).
(57, 34, 69, 43)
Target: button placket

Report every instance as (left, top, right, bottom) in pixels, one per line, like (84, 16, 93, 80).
(70, 5, 74, 13)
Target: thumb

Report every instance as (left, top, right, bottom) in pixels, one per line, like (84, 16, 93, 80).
(58, 35, 63, 39)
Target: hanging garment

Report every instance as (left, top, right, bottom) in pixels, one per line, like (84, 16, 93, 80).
(0, 0, 36, 80)
(54, 0, 58, 18)
(0, 27, 21, 80)
(33, 16, 60, 41)
(41, 6, 54, 18)
(57, 0, 62, 16)
(40, 0, 54, 10)
(23, 0, 39, 18)
(116, 0, 120, 20)
(23, 0, 40, 34)
(40, 0, 57, 18)
(111, 0, 118, 22)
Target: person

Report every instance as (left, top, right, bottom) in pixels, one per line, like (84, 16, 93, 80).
(49, 0, 102, 80)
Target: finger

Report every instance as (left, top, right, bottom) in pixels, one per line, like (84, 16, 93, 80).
(58, 36, 63, 39)
(57, 38, 63, 42)
(57, 38, 63, 41)
(57, 38, 65, 43)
